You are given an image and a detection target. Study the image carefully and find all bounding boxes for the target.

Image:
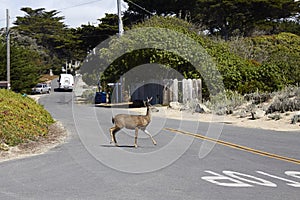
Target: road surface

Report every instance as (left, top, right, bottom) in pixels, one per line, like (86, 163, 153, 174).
(0, 90, 299, 199)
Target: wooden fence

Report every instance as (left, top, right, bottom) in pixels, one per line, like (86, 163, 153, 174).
(162, 79, 202, 104)
(128, 79, 202, 105)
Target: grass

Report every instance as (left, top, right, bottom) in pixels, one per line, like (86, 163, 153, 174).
(0, 89, 54, 148)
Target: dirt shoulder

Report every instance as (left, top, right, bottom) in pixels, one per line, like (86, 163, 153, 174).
(129, 106, 300, 132)
(161, 107, 300, 132)
(0, 122, 68, 163)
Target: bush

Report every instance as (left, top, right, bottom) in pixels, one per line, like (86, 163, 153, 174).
(204, 90, 245, 115)
(266, 86, 300, 114)
(0, 89, 54, 146)
(244, 91, 272, 104)
(81, 88, 97, 103)
(229, 33, 300, 89)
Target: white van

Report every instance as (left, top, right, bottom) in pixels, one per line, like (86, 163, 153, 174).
(58, 74, 74, 91)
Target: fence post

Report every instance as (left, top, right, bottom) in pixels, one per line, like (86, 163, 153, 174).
(197, 79, 202, 102)
(182, 79, 187, 103)
(188, 79, 193, 102)
(172, 79, 178, 102)
(192, 79, 197, 99)
(182, 79, 195, 103)
(163, 79, 170, 105)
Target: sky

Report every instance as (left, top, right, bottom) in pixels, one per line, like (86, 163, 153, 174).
(0, 0, 128, 28)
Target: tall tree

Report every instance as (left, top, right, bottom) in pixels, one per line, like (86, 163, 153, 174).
(14, 7, 82, 73)
(124, 0, 299, 38)
(75, 13, 119, 55)
(0, 36, 42, 93)
(193, 0, 300, 39)
(123, 0, 197, 25)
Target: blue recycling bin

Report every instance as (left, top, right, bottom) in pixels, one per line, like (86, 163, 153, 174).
(95, 92, 106, 104)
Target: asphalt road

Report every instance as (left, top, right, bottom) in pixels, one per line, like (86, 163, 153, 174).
(0, 89, 300, 199)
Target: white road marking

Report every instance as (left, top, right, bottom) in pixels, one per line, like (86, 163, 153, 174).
(223, 171, 277, 187)
(285, 171, 300, 179)
(201, 171, 253, 187)
(257, 171, 300, 188)
(202, 170, 300, 188)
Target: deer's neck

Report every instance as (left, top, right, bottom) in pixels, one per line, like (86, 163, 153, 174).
(145, 106, 151, 120)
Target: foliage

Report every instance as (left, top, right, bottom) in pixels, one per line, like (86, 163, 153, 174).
(244, 91, 272, 105)
(229, 33, 300, 86)
(0, 89, 54, 146)
(0, 37, 42, 93)
(124, 0, 300, 39)
(94, 16, 293, 96)
(266, 86, 300, 114)
(124, 0, 197, 21)
(74, 13, 119, 58)
(256, 19, 300, 36)
(2, 5, 298, 96)
(204, 90, 245, 115)
(81, 88, 98, 104)
(14, 7, 83, 74)
(291, 114, 300, 124)
(82, 16, 226, 97)
(139, 18, 295, 94)
(194, 0, 300, 39)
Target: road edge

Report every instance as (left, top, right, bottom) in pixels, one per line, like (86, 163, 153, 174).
(0, 121, 68, 163)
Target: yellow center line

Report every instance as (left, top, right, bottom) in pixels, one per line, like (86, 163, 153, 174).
(164, 127, 300, 165)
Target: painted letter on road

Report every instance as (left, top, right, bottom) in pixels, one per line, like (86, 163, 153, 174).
(201, 171, 252, 187)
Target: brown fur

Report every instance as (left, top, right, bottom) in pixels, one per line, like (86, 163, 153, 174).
(109, 98, 157, 148)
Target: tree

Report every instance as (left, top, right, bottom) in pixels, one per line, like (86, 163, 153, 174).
(123, 0, 299, 38)
(75, 13, 119, 56)
(14, 7, 82, 73)
(193, 0, 300, 39)
(123, 0, 197, 25)
(82, 17, 238, 97)
(0, 36, 42, 93)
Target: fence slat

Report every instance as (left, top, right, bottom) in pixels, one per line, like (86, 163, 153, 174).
(172, 79, 178, 102)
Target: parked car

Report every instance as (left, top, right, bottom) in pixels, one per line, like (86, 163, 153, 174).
(57, 74, 74, 91)
(32, 83, 51, 94)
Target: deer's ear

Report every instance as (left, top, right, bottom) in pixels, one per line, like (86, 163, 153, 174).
(147, 97, 153, 102)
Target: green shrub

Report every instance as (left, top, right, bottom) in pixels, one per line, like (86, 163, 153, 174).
(266, 86, 300, 114)
(229, 33, 300, 89)
(0, 89, 54, 146)
(81, 88, 97, 103)
(204, 90, 245, 115)
(244, 91, 272, 104)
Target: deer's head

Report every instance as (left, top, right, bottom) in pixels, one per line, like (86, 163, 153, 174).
(144, 97, 159, 112)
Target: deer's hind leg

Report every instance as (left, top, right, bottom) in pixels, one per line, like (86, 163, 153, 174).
(110, 126, 120, 146)
(134, 127, 139, 148)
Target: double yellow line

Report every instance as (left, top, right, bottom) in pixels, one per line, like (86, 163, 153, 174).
(165, 128, 300, 165)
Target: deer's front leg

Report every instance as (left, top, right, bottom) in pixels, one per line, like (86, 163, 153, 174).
(143, 129, 157, 145)
(134, 127, 139, 148)
(110, 127, 119, 146)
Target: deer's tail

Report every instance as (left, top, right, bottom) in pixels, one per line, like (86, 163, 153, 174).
(111, 117, 115, 124)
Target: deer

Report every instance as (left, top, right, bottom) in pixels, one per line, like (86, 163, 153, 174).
(109, 97, 158, 148)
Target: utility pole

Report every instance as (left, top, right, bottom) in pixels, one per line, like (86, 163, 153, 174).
(6, 9, 10, 90)
(117, 0, 124, 36)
